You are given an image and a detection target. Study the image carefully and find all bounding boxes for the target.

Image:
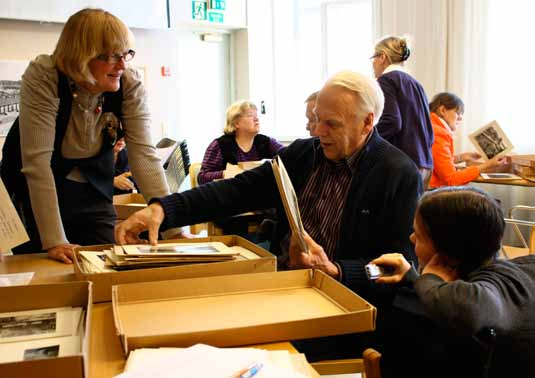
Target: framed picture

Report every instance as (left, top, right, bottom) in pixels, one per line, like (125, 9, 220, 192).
(0, 60, 28, 138)
(469, 120, 514, 160)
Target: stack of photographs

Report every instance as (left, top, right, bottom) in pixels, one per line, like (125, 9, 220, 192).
(0, 307, 84, 363)
(79, 242, 241, 272)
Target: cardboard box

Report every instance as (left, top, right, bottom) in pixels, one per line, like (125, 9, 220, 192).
(0, 281, 92, 378)
(112, 269, 376, 354)
(113, 193, 146, 220)
(73, 236, 276, 303)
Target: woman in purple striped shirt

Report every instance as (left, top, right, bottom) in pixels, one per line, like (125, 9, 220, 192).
(198, 100, 284, 184)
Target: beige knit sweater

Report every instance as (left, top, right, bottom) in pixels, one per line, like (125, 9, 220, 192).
(19, 55, 169, 249)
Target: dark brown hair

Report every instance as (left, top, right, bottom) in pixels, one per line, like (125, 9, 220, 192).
(429, 92, 465, 115)
(417, 186, 504, 275)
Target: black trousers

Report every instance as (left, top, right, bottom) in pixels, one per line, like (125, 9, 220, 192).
(12, 179, 116, 253)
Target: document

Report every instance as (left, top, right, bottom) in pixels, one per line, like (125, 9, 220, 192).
(0, 178, 29, 252)
(114, 344, 308, 378)
(271, 156, 308, 253)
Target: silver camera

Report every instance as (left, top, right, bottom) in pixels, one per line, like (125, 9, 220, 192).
(365, 263, 387, 280)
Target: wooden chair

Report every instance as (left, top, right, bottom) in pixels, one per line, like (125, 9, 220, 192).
(501, 205, 535, 259)
(311, 348, 381, 378)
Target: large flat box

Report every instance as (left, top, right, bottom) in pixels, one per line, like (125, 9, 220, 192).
(112, 269, 376, 354)
(0, 281, 92, 378)
(113, 193, 146, 220)
(73, 236, 276, 303)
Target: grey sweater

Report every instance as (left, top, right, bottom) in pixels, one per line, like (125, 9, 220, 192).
(19, 55, 169, 249)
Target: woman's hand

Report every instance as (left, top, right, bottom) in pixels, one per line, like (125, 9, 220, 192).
(114, 172, 135, 191)
(457, 152, 482, 165)
(289, 231, 339, 279)
(47, 243, 80, 264)
(479, 155, 509, 173)
(115, 202, 165, 245)
(370, 253, 411, 284)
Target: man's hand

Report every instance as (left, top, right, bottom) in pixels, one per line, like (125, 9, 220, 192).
(289, 231, 339, 279)
(47, 243, 80, 264)
(370, 253, 411, 284)
(115, 202, 165, 245)
(114, 172, 135, 191)
(457, 152, 482, 165)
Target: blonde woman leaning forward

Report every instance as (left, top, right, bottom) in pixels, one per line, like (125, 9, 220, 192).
(428, 92, 507, 188)
(0, 8, 176, 263)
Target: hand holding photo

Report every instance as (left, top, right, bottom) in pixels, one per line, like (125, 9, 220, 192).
(469, 120, 514, 160)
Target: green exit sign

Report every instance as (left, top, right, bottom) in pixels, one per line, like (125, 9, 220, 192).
(208, 11, 224, 23)
(210, 0, 226, 10)
(192, 1, 206, 20)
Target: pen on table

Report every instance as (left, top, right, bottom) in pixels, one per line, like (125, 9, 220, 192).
(229, 361, 263, 378)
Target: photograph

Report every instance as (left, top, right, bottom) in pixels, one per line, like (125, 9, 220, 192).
(0, 312, 56, 338)
(469, 120, 514, 160)
(0, 60, 28, 137)
(23, 344, 60, 361)
(0, 306, 83, 343)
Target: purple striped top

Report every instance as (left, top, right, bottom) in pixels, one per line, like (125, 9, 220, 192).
(198, 136, 284, 184)
(296, 149, 361, 259)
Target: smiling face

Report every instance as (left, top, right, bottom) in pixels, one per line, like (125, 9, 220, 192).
(409, 213, 438, 269)
(314, 85, 374, 161)
(86, 53, 126, 93)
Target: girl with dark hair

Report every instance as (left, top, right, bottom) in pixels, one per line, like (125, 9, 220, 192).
(428, 92, 507, 188)
(370, 186, 535, 378)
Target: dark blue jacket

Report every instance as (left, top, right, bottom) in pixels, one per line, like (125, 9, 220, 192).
(376, 69, 434, 169)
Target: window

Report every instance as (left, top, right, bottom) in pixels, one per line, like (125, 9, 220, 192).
(484, 1, 535, 154)
(271, 0, 374, 140)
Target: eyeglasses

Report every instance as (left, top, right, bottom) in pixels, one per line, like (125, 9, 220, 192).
(96, 49, 136, 64)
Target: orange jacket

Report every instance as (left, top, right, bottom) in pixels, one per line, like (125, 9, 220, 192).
(429, 112, 480, 188)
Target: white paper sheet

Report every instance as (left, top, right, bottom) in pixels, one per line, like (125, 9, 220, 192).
(0, 178, 29, 251)
(0, 272, 34, 286)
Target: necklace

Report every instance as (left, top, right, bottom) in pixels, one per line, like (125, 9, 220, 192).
(69, 80, 104, 114)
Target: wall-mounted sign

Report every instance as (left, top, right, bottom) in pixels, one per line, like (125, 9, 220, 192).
(208, 11, 224, 23)
(210, 0, 226, 11)
(192, 1, 207, 20)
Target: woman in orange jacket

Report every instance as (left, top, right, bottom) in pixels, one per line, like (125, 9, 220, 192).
(428, 92, 506, 188)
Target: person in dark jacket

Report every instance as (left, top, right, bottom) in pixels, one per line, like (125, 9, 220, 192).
(115, 70, 423, 359)
(371, 186, 535, 378)
(372, 35, 434, 188)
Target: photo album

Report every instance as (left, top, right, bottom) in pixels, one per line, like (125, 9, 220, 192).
(0, 306, 84, 363)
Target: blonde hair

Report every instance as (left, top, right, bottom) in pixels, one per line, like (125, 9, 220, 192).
(326, 70, 385, 123)
(374, 35, 411, 65)
(53, 8, 134, 84)
(224, 100, 257, 135)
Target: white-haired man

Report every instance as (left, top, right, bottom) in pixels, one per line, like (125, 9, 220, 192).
(116, 70, 423, 358)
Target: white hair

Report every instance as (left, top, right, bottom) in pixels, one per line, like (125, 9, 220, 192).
(325, 70, 385, 124)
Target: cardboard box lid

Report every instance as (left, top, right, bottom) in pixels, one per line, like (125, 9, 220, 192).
(510, 155, 535, 167)
(72, 236, 276, 303)
(112, 269, 376, 353)
(0, 281, 92, 378)
(113, 193, 146, 205)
